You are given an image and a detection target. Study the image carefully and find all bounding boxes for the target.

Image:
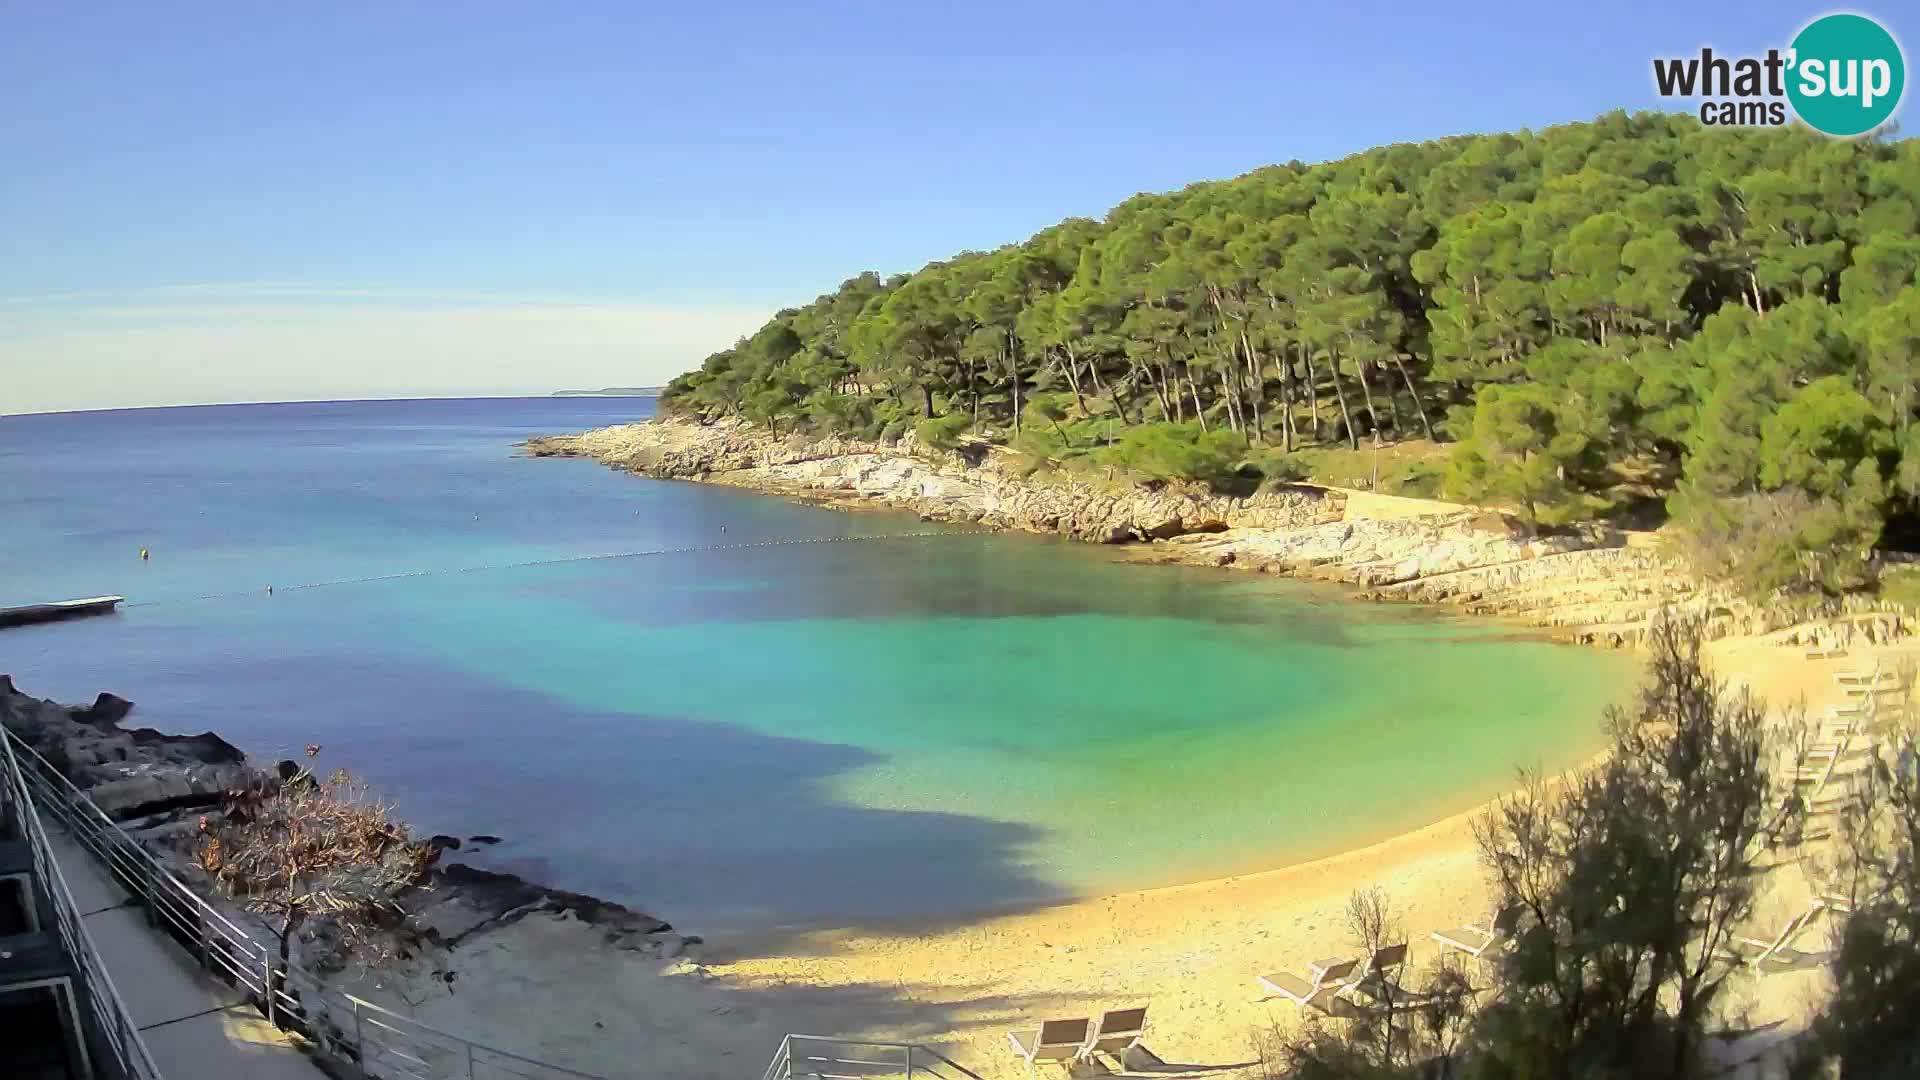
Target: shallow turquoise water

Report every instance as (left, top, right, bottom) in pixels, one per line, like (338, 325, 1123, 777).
(0, 398, 1634, 931)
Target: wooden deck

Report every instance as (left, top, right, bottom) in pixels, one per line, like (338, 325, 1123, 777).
(0, 596, 124, 629)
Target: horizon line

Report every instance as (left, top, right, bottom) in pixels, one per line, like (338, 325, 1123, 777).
(0, 391, 662, 421)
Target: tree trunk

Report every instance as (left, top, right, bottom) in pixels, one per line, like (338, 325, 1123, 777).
(1391, 354, 1435, 440)
(1007, 330, 1022, 436)
(1240, 329, 1265, 444)
(1159, 356, 1183, 422)
(1353, 361, 1382, 447)
(1086, 357, 1108, 398)
(1187, 371, 1208, 432)
(1113, 371, 1140, 425)
(921, 382, 936, 419)
(1133, 356, 1171, 421)
(1060, 344, 1088, 416)
(1327, 351, 1360, 450)
(1301, 343, 1325, 443)
(1277, 348, 1296, 452)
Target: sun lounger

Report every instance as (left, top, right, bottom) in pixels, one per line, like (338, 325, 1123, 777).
(1008, 1018, 1091, 1075)
(1804, 645, 1846, 659)
(1432, 904, 1525, 959)
(1346, 943, 1412, 1003)
(1082, 1006, 1148, 1061)
(1722, 902, 1828, 971)
(1257, 956, 1359, 1011)
(1842, 685, 1904, 699)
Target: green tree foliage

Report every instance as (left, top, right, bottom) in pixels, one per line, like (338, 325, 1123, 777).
(660, 114, 1920, 584)
(1446, 383, 1601, 526)
(1797, 666, 1920, 1079)
(1266, 617, 1897, 1080)
(1465, 617, 1780, 1079)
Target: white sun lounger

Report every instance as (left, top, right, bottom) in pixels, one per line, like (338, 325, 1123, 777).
(1257, 956, 1359, 1011)
(1082, 1006, 1148, 1061)
(1008, 1018, 1090, 1076)
(1722, 902, 1828, 971)
(1432, 904, 1525, 959)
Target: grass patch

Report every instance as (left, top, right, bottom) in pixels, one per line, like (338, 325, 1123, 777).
(1289, 440, 1453, 496)
(1882, 565, 1920, 612)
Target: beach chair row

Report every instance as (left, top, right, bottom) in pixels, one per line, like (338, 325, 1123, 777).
(1006, 1006, 1145, 1075)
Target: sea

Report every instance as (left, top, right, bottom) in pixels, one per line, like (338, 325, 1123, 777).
(0, 397, 1634, 932)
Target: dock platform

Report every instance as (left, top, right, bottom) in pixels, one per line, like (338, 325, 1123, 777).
(0, 596, 125, 628)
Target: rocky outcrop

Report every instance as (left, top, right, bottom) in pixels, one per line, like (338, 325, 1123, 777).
(1, 676, 249, 818)
(526, 418, 1344, 543)
(0, 676, 689, 979)
(525, 416, 1920, 647)
(526, 417, 1708, 639)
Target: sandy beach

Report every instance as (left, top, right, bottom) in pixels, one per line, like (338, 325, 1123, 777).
(371, 417, 1905, 1079)
(668, 636, 1903, 1076)
(299, 632, 1914, 1080)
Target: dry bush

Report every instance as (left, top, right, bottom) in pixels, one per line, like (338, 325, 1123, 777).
(194, 749, 431, 967)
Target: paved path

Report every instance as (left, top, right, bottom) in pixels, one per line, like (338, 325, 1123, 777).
(47, 827, 323, 1080)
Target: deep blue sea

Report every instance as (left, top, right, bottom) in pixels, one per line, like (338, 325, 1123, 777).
(0, 398, 1632, 932)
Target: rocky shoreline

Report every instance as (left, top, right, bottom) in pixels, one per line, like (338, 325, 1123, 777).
(0, 675, 697, 1072)
(524, 416, 1696, 644)
(525, 417, 1920, 652)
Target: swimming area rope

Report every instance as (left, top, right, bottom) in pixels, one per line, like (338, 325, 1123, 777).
(120, 528, 996, 609)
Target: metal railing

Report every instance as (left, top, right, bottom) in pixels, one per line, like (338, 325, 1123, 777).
(4, 727, 610, 1080)
(1, 724, 166, 1080)
(762, 1036, 983, 1080)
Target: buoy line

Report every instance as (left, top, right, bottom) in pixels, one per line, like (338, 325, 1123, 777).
(121, 529, 994, 609)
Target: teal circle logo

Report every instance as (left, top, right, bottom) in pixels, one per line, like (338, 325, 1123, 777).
(1788, 13, 1905, 137)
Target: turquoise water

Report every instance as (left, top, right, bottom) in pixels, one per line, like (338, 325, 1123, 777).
(0, 398, 1633, 931)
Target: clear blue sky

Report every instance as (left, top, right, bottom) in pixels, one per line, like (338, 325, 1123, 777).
(1, 1, 1910, 412)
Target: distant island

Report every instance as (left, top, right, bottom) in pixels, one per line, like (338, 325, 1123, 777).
(551, 386, 663, 397)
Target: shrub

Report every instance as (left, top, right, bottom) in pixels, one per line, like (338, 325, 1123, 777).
(914, 411, 974, 450)
(195, 750, 430, 969)
(1247, 447, 1312, 487)
(1091, 421, 1248, 491)
(1670, 486, 1882, 600)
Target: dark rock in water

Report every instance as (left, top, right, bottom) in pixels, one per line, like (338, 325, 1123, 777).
(276, 760, 302, 781)
(77, 692, 135, 727)
(410, 862, 673, 950)
(126, 728, 244, 765)
(0, 674, 14, 695)
(468, 834, 503, 846)
(428, 834, 463, 851)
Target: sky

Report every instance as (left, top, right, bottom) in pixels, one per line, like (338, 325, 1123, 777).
(2, 1, 1911, 414)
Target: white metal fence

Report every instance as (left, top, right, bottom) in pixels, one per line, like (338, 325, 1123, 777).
(1, 723, 165, 1080)
(4, 727, 609, 1080)
(762, 1036, 983, 1080)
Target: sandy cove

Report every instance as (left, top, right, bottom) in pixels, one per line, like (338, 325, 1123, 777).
(8, 635, 1900, 1080)
(520, 417, 1920, 1075)
(309, 634, 1912, 1080)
